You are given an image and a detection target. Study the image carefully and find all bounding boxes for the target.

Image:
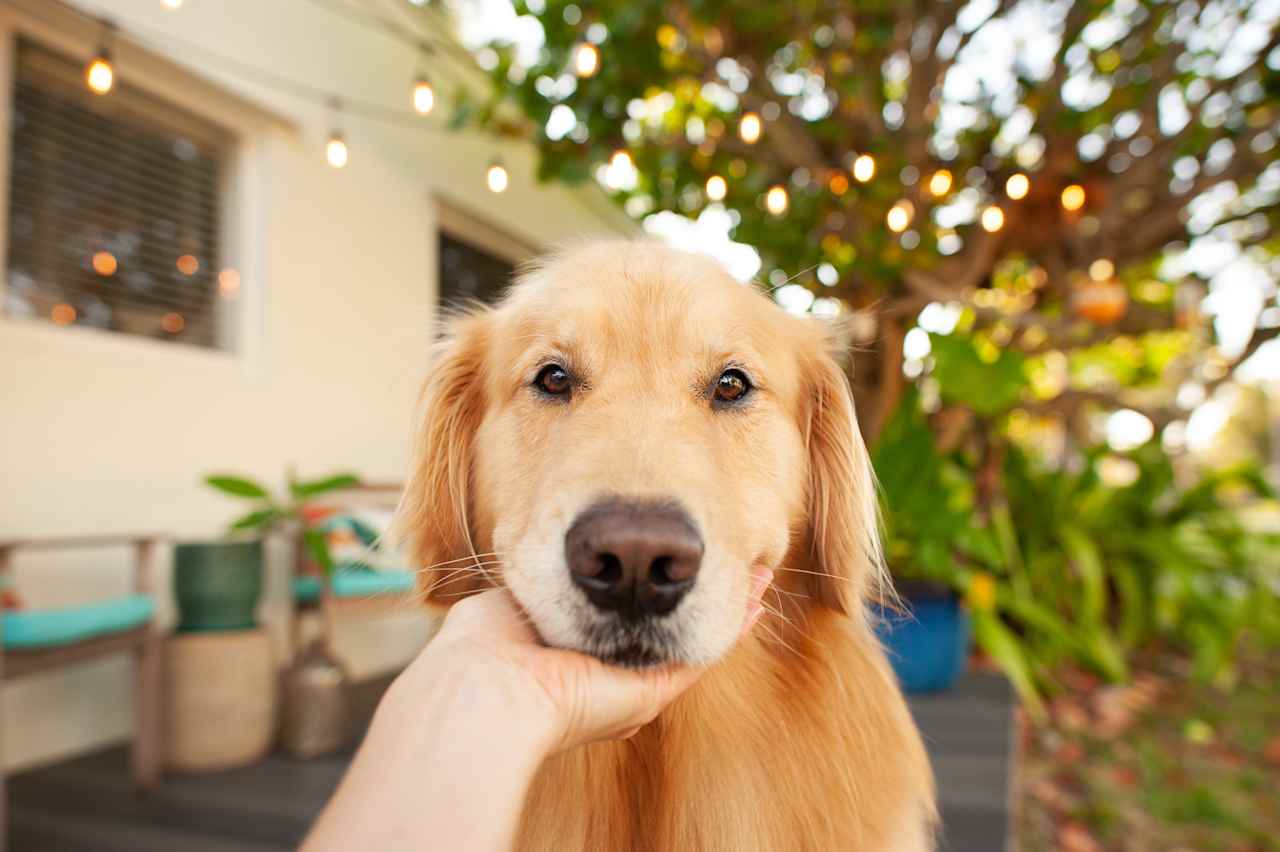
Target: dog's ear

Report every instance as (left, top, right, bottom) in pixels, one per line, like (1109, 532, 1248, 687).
(804, 351, 887, 621)
(395, 309, 493, 607)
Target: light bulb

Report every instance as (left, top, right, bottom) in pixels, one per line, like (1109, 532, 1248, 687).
(1006, 173, 1029, 200)
(326, 133, 348, 168)
(92, 251, 117, 277)
(980, 205, 1005, 232)
(412, 77, 435, 115)
(573, 43, 600, 78)
(705, 175, 727, 201)
(487, 160, 509, 193)
(886, 200, 913, 232)
(1061, 184, 1086, 212)
(738, 112, 762, 144)
(85, 53, 114, 95)
(765, 184, 789, 216)
(161, 0, 183, 9)
(1088, 258, 1115, 281)
(852, 154, 875, 183)
(604, 149, 635, 191)
(928, 169, 953, 197)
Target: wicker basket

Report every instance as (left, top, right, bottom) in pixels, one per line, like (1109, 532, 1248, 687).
(163, 628, 276, 772)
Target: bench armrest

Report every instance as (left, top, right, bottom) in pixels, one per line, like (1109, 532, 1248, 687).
(0, 534, 167, 594)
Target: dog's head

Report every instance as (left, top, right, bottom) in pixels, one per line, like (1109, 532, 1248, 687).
(398, 242, 883, 666)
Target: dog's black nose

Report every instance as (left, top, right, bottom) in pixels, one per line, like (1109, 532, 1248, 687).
(565, 500, 703, 619)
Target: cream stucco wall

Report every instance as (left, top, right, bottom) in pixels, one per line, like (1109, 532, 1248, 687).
(0, 0, 631, 771)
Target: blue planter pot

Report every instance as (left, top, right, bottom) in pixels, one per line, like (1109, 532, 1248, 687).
(874, 592, 971, 694)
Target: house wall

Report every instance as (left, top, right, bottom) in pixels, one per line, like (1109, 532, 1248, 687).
(0, 0, 631, 771)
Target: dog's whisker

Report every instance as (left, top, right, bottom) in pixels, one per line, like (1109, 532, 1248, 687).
(754, 617, 803, 659)
(773, 566, 853, 582)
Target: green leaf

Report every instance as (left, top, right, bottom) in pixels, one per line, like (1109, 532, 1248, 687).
(928, 333, 1027, 416)
(290, 474, 360, 500)
(1060, 526, 1107, 623)
(972, 609, 1046, 721)
(229, 508, 280, 531)
(205, 475, 270, 499)
(303, 529, 335, 577)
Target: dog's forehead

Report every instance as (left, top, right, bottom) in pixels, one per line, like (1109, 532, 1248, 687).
(504, 243, 794, 353)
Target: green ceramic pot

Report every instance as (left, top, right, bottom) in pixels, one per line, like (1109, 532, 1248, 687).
(173, 539, 263, 632)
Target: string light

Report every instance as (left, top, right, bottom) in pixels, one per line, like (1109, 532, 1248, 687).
(51, 303, 77, 325)
(1006, 173, 1030, 200)
(738, 111, 762, 144)
(705, 174, 727, 201)
(161, 312, 186, 333)
(92, 251, 117, 276)
(980, 205, 1005, 232)
(326, 97, 348, 168)
(486, 158, 509, 193)
(1089, 258, 1115, 281)
(604, 149, 636, 191)
(765, 184, 789, 216)
(412, 75, 435, 115)
(572, 42, 600, 78)
(176, 254, 199, 275)
(85, 50, 114, 95)
(828, 171, 849, 196)
(161, 0, 183, 8)
(886, 200, 913, 232)
(1061, 184, 1086, 212)
(326, 131, 348, 168)
(852, 154, 875, 183)
(928, 169, 953, 197)
(218, 268, 241, 296)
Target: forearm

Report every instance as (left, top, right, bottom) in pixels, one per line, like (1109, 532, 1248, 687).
(303, 651, 554, 851)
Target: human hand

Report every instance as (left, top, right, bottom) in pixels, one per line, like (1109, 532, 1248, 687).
(303, 567, 773, 852)
(406, 565, 775, 755)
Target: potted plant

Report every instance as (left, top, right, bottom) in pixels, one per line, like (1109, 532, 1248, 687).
(871, 389, 978, 694)
(173, 470, 359, 632)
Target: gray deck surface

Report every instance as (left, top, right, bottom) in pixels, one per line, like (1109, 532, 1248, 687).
(10, 673, 1012, 851)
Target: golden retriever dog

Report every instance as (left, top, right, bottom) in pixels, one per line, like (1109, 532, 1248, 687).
(398, 241, 936, 851)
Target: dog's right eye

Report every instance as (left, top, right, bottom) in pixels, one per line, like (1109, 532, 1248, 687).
(533, 364, 572, 398)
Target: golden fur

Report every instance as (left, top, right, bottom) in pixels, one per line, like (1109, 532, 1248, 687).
(398, 241, 936, 851)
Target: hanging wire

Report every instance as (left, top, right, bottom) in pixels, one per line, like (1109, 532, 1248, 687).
(49, 0, 471, 132)
(297, 0, 481, 77)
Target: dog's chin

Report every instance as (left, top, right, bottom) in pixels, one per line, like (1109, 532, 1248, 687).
(556, 616, 688, 669)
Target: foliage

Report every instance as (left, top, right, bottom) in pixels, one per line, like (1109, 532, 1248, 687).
(875, 391, 1280, 714)
(203, 470, 361, 576)
(465, 0, 1280, 713)
(466, 0, 1280, 440)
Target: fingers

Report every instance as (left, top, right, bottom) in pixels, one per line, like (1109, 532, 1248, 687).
(542, 652, 704, 749)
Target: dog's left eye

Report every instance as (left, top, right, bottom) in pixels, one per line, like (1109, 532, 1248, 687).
(533, 364, 572, 398)
(713, 369, 752, 405)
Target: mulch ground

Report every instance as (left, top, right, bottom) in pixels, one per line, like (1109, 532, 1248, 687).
(1016, 652, 1280, 852)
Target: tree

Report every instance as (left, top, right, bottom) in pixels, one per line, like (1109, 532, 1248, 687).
(463, 0, 1280, 449)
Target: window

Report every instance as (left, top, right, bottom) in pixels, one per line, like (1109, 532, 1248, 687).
(5, 39, 234, 348)
(438, 232, 514, 308)
(435, 202, 538, 309)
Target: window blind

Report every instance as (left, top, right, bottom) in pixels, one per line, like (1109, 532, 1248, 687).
(5, 39, 233, 348)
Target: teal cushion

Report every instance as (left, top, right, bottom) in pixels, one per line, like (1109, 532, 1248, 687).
(3, 595, 154, 649)
(292, 566, 416, 603)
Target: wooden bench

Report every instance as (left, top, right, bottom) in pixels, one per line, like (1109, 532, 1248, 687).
(0, 535, 165, 852)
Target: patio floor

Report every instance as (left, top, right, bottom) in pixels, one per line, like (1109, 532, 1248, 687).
(9, 673, 1013, 851)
